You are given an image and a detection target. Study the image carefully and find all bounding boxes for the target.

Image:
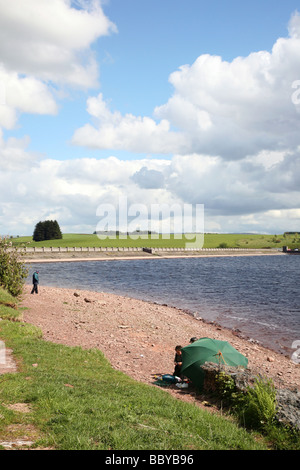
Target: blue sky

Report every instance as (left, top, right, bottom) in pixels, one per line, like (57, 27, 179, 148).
(0, 0, 300, 235)
(9, 0, 299, 159)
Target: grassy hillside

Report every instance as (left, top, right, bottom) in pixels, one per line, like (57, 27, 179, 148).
(10, 232, 300, 249)
(11, 232, 300, 249)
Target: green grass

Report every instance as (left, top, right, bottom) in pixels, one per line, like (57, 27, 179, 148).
(0, 287, 22, 321)
(0, 289, 267, 450)
(1, 287, 298, 450)
(11, 232, 300, 249)
(0, 287, 17, 306)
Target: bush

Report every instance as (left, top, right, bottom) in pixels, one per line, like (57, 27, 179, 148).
(216, 372, 299, 449)
(236, 377, 277, 430)
(218, 242, 228, 248)
(216, 373, 277, 430)
(0, 238, 28, 297)
(216, 371, 237, 404)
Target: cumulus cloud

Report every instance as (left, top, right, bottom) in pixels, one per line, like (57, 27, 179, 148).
(66, 11, 300, 234)
(0, 0, 116, 133)
(72, 93, 187, 154)
(1, 6, 299, 236)
(131, 166, 165, 189)
(167, 150, 300, 215)
(0, 0, 117, 204)
(0, 129, 42, 171)
(0, 66, 58, 129)
(155, 17, 300, 159)
(1, 149, 299, 235)
(73, 12, 300, 160)
(0, 0, 116, 87)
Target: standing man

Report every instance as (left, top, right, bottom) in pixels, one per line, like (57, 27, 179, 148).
(31, 270, 39, 294)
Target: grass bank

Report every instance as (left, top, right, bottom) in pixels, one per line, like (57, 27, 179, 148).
(11, 232, 300, 249)
(0, 287, 267, 450)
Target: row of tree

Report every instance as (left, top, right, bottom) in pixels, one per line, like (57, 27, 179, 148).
(33, 220, 62, 242)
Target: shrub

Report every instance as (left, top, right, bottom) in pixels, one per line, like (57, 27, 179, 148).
(218, 242, 228, 248)
(0, 238, 28, 297)
(216, 372, 277, 430)
(216, 371, 237, 403)
(236, 377, 277, 430)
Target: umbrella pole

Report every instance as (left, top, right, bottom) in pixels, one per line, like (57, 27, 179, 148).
(214, 351, 227, 370)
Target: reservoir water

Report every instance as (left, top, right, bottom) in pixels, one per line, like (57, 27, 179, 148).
(26, 255, 299, 356)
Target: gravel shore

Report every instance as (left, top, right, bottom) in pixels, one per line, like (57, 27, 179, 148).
(20, 284, 299, 408)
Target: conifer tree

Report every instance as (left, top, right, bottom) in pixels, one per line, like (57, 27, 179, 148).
(33, 221, 44, 242)
(32, 220, 63, 241)
(53, 220, 62, 239)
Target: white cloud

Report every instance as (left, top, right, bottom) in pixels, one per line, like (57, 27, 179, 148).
(0, 6, 299, 236)
(0, 66, 58, 129)
(0, 0, 116, 87)
(73, 12, 300, 159)
(0, 149, 299, 236)
(131, 166, 165, 189)
(155, 17, 300, 158)
(0, 129, 41, 170)
(72, 93, 188, 154)
(0, 0, 116, 133)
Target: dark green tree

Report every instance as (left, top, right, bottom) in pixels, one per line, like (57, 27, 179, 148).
(43, 220, 53, 240)
(33, 220, 62, 241)
(53, 220, 62, 239)
(33, 221, 44, 242)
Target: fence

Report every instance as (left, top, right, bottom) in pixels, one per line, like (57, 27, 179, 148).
(7, 246, 274, 253)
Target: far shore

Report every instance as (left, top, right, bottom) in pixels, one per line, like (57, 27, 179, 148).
(24, 248, 285, 263)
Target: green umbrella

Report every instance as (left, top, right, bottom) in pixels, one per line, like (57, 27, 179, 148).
(181, 337, 248, 391)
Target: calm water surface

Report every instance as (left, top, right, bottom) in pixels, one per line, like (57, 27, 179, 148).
(26, 255, 300, 355)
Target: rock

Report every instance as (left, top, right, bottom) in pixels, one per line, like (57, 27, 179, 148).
(249, 338, 260, 345)
(276, 389, 300, 430)
(73, 292, 80, 297)
(201, 362, 300, 431)
(267, 356, 275, 362)
(201, 362, 254, 394)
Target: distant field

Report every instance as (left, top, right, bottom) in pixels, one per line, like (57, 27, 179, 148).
(10, 232, 299, 249)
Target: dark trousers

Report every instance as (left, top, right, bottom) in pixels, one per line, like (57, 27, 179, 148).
(173, 364, 182, 377)
(31, 283, 38, 294)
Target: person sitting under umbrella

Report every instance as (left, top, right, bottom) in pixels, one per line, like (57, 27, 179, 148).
(181, 337, 248, 391)
(173, 345, 183, 378)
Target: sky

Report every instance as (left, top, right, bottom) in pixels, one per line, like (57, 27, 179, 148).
(0, 0, 300, 236)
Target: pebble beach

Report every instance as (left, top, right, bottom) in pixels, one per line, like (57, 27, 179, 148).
(21, 283, 299, 408)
